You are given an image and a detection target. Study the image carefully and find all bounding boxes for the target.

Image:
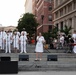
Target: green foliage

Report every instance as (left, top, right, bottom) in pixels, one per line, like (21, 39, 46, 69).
(50, 26, 58, 38)
(60, 25, 72, 36)
(43, 26, 58, 44)
(17, 13, 39, 36)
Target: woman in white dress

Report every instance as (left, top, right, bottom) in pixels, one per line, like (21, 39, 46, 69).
(35, 33, 45, 61)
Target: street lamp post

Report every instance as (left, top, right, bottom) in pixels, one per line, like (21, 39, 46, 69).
(41, 15, 44, 33)
(41, 15, 44, 24)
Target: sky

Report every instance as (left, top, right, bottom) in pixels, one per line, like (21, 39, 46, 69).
(0, 0, 26, 27)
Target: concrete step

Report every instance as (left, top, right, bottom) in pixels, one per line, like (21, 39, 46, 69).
(0, 53, 76, 57)
(0, 53, 76, 71)
(18, 61, 76, 71)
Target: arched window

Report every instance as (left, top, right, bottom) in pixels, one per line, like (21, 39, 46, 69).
(49, 6, 52, 11)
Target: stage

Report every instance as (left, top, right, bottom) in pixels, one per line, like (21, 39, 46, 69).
(0, 53, 76, 71)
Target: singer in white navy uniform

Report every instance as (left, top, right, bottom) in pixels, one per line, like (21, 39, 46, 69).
(35, 33, 45, 61)
(13, 32, 19, 51)
(0, 30, 2, 49)
(8, 29, 13, 44)
(20, 32, 27, 53)
(16, 29, 20, 37)
(21, 28, 27, 36)
(1, 29, 6, 50)
(4, 31, 11, 53)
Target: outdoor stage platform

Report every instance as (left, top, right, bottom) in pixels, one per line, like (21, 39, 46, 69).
(0, 53, 76, 71)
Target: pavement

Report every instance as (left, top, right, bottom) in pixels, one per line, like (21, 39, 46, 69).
(1, 71, 76, 75)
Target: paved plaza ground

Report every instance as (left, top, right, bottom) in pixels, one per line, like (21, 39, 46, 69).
(1, 71, 76, 75)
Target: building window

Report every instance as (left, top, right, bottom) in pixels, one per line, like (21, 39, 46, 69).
(60, 22, 63, 31)
(60, 0, 64, 4)
(68, 3, 72, 12)
(56, 23, 59, 31)
(49, 25, 52, 32)
(64, 6, 66, 14)
(74, 0, 76, 9)
(60, 9, 63, 16)
(48, 15, 52, 21)
(56, 0, 58, 7)
(46, 0, 52, 2)
(36, 0, 39, 4)
(55, 11, 58, 18)
(49, 6, 52, 11)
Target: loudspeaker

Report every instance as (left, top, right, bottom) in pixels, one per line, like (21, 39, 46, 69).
(47, 55, 57, 61)
(19, 55, 29, 61)
(0, 61, 18, 74)
(0, 57, 11, 61)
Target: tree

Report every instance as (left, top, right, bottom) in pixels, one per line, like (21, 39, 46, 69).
(43, 26, 58, 44)
(60, 25, 72, 36)
(17, 13, 39, 36)
(50, 26, 58, 38)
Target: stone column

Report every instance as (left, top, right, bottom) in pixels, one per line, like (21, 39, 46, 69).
(58, 22, 61, 31)
(66, 19, 69, 26)
(72, 17, 75, 33)
(72, 1, 74, 10)
(58, 0, 60, 5)
(75, 16, 76, 30)
(63, 7, 65, 15)
(54, 0, 56, 8)
(58, 10, 60, 17)
(63, 20, 66, 29)
(66, 5, 68, 13)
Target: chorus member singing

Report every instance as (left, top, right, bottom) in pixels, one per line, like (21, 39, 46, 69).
(20, 32, 27, 53)
(16, 29, 20, 37)
(8, 29, 13, 44)
(4, 31, 11, 53)
(0, 30, 2, 49)
(21, 28, 27, 36)
(12, 32, 19, 52)
(35, 33, 45, 61)
(1, 29, 6, 50)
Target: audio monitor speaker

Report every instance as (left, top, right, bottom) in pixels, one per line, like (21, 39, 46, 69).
(19, 55, 29, 61)
(47, 55, 57, 61)
(0, 57, 11, 61)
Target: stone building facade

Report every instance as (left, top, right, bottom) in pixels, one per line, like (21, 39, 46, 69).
(53, 0, 76, 33)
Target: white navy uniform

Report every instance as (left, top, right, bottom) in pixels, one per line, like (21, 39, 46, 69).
(9, 32, 13, 44)
(21, 31, 27, 36)
(20, 35, 27, 53)
(13, 35, 19, 49)
(1, 31, 6, 49)
(0, 32, 2, 49)
(35, 36, 45, 52)
(4, 34, 11, 53)
(16, 31, 20, 36)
